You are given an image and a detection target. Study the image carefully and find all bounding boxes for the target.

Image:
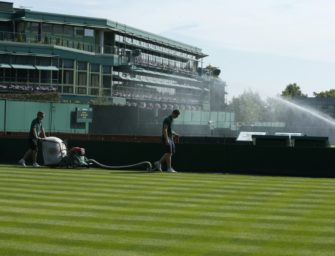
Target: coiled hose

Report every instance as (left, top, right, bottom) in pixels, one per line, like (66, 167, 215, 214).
(88, 159, 152, 171)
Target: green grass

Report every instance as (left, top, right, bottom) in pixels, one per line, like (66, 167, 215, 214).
(0, 165, 335, 256)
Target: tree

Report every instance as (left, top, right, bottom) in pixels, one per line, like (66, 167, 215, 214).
(227, 90, 267, 124)
(204, 65, 221, 77)
(281, 83, 307, 98)
(313, 89, 335, 97)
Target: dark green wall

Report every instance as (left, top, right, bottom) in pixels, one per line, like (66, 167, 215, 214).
(1, 137, 334, 177)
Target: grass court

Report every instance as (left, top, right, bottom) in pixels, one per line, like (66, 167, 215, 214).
(0, 165, 335, 255)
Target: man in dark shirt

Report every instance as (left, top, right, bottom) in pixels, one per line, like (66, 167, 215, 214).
(154, 109, 180, 172)
(18, 111, 46, 167)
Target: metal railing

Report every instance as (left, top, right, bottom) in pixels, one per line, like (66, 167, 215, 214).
(133, 58, 197, 77)
(0, 31, 117, 55)
(112, 85, 204, 106)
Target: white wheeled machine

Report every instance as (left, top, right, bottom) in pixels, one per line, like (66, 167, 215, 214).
(41, 136, 152, 170)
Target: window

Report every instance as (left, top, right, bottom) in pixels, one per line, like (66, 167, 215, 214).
(63, 86, 73, 93)
(41, 70, 51, 84)
(102, 89, 111, 96)
(29, 70, 38, 83)
(90, 74, 99, 87)
(90, 63, 99, 73)
(75, 27, 84, 37)
(77, 87, 87, 95)
(90, 88, 99, 95)
(16, 22, 25, 33)
(115, 34, 123, 42)
(37, 57, 51, 66)
(29, 22, 39, 33)
(63, 70, 73, 84)
(103, 75, 111, 88)
(0, 54, 9, 63)
(169, 59, 175, 67)
(0, 69, 5, 82)
(17, 69, 28, 83)
(84, 29, 94, 37)
(0, 69, 4, 82)
(77, 61, 87, 71)
(77, 72, 87, 86)
(103, 65, 111, 74)
(188, 60, 194, 70)
(53, 25, 63, 34)
(4, 69, 11, 82)
(52, 58, 59, 67)
(13, 55, 31, 65)
(52, 71, 58, 84)
(141, 53, 148, 61)
(63, 59, 74, 69)
(42, 24, 53, 34)
(64, 26, 73, 36)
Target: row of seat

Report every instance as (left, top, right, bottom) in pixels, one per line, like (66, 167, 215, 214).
(123, 101, 201, 111)
(0, 84, 57, 93)
(134, 59, 196, 76)
(113, 90, 200, 105)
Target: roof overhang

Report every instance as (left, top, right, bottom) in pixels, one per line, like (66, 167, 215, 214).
(11, 64, 35, 69)
(35, 65, 59, 71)
(0, 63, 11, 68)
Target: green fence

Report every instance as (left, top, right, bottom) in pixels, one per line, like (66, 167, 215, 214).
(0, 99, 237, 134)
(0, 99, 90, 134)
(174, 110, 236, 129)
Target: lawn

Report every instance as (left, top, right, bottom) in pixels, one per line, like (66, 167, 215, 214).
(0, 165, 335, 256)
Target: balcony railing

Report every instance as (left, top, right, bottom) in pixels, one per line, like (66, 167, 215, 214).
(133, 58, 197, 77)
(112, 84, 204, 106)
(0, 31, 118, 55)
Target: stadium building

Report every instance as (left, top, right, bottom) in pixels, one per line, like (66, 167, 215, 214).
(0, 1, 233, 136)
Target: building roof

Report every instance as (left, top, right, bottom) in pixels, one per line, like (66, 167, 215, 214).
(13, 9, 207, 58)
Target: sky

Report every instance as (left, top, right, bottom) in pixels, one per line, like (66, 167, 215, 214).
(10, 0, 335, 101)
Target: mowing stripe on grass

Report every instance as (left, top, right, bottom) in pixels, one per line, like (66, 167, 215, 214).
(1, 165, 335, 256)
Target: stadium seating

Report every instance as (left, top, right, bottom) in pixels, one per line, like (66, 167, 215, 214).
(0, 84, 56, 93)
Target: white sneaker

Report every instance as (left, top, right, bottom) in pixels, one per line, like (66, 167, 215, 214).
(154, 161, 162, 172)
(167, 168, 177, 173)
(32, 162, 41, 168)
(18, 159, 26, 167)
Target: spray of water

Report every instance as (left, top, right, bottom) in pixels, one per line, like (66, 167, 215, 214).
(273, 96, 335, 127)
